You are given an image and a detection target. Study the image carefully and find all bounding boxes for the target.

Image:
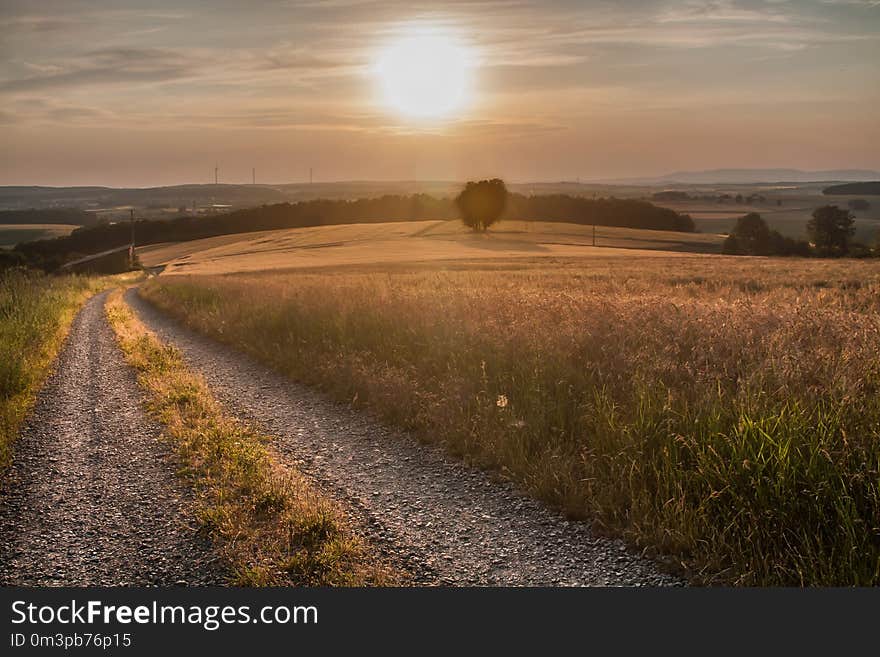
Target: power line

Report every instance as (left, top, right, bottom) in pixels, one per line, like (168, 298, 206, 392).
(129, 208, 135, 269)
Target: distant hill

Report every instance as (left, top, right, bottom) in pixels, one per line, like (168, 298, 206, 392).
(822, 182, 880, 196)
(0, 183, 480, 212)
(608, 169, 880, 185)
(0, 184, 289, 211)
(0, 208, 99, 226)
(0, 181, 635, 212)
(4, 173, 880, 212)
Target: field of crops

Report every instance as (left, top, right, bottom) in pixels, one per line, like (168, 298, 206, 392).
(141, 255, 880, 585)
(137, 220, 723, 275)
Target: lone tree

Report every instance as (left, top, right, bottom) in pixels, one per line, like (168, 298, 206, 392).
(808, 205, 855, 256)
(455, 179, 508, 232)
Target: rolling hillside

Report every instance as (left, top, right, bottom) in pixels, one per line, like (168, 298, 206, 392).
(138, 219, 723, 275)
(0, 224, 79, 249)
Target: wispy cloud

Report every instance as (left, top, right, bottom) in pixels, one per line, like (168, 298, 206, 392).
(0, 48, 202, 92)
(0, 15, 81, 32)
(819, 0, 880, 7)
(0, 0, 877, 183)
(656, 0, 793, 24)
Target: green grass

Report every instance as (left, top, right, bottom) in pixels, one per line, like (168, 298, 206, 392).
(0, 269, 108, 467)
(141, 256, 880, 585)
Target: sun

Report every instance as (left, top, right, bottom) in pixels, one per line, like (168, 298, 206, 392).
(375, 30, 474, 119)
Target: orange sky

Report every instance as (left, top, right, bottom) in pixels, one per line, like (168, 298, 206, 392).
(1, 1, 878, 186)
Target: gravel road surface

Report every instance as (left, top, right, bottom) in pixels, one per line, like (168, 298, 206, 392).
(128, 288, 681, 586)
(0, 292, 225, 586)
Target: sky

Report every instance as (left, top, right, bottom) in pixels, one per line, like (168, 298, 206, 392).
(1, 0, 878, 187)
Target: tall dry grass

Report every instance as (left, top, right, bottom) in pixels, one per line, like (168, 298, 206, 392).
(141, 256, 880, 585)
(0, 270, 108, 467)
(106, 289, 393, 585)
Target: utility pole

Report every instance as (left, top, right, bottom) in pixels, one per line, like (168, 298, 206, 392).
(309, 167, 313, 185)
(592, 224, 596, 247)
(214, 164, 218, 186)
(252, 167, 256, 185)
(129, 208, 136, 269)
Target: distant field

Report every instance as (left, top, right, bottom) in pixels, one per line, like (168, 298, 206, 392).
(135, 188, 880, 276)
(689, 208, 880, 243)
(142, 256, 880, 585)
(0, 224, 79, 248)
(656, 192, 880, 243)
(138, 219, 724, 275)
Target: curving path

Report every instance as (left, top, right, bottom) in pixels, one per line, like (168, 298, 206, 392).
(0, 292, 224, 586)
(128, 288, 681, 586)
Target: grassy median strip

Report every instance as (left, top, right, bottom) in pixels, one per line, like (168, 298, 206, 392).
(141, 259, 880, 586)
(105, 288, 392, 586)
(0, 270, 112, 468)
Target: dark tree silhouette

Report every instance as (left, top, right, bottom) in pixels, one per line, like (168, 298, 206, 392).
(808, 205, 855, 256)
(731, 212, 771, 255)
(722, 234, 741, 255)
(723, 212, 811, 257)
(455, 179, 508, 232)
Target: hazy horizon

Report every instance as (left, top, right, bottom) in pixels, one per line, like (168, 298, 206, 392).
(2, 0, 879, 187)
(3, 167, 880, 191)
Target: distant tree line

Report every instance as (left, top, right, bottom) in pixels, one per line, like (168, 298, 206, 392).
(11, 192, 694, 270)
(651, 190, 771, 205)
(823, 182, 880, 196)
(508, 194, 695, 232)
(723, 205, 871, 257)
(651, 190, 690, 201)
(722, 213, 811, 257)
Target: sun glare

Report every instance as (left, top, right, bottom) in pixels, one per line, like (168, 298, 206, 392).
(375, 30, 474, 119)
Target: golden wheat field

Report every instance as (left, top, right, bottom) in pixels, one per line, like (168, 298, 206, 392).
(141, 254, 880, 585)
(137, 220, 725, 275)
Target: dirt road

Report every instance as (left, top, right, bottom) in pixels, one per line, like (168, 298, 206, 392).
(0, 292, 224, 586)
(128, 289, 681, 586)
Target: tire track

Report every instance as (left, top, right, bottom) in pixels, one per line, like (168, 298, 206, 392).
(0, 292, 224, 586)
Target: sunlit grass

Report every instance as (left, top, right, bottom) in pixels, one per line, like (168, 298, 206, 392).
(141, 256, 880, 585)
(106, 289, 393, 586)
(0, 270, 109, 467)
